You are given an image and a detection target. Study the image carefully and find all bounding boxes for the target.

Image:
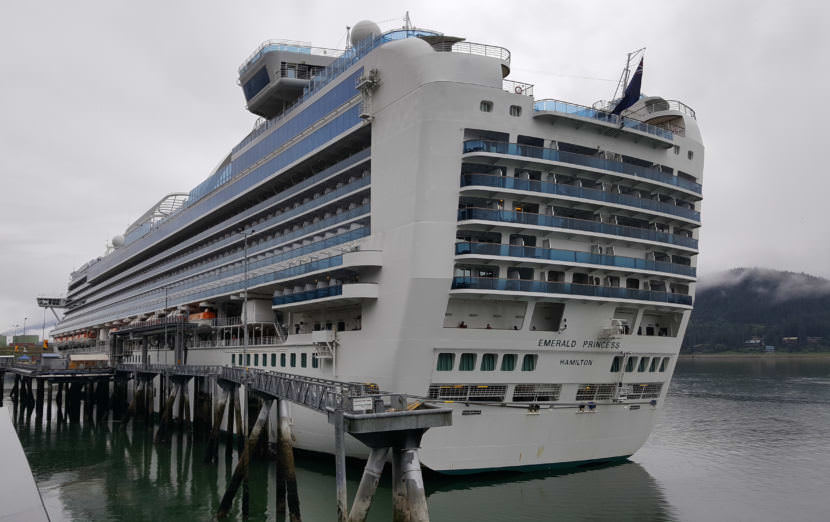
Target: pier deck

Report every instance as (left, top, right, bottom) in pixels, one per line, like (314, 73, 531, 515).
(0, 407, 49, 522)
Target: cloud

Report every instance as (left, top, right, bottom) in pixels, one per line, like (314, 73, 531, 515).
(699, 267, 830, 303)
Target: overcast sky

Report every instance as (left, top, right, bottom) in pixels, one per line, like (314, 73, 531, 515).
(1, 0, 828, 336)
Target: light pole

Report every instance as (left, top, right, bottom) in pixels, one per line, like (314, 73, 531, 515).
(22, 317, 28, 337)
(239, 228, 255, 368)
(41, 307, 46, 344)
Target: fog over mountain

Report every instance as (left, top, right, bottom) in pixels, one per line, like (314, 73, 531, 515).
(684, 268, 830, 352)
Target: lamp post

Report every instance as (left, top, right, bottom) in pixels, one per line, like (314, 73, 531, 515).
(239, 228, 255, 369)
(22, 317, 28, 337)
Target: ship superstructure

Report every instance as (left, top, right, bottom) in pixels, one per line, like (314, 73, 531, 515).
(50, 19, 703, 472)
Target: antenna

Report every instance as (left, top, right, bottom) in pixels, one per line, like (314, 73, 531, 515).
(404, 11, 412, 30)
(610, 47, 646, 105)
(345, 26, 352, 49)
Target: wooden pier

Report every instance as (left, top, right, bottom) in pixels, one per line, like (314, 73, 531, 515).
(0, 362, 451, 521)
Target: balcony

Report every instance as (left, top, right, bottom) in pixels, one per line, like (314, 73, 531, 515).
(450, 276, 693, 306)
(457, 208, 698, 250)
(455, 242, 696, 278)
(460, 173, 700, 222)
(271, 283, 378, 311)
(533, 99, 674, 147)
(462, 140, 702, 194)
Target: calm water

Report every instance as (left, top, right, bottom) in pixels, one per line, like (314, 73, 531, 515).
(3, 357, 829, 521)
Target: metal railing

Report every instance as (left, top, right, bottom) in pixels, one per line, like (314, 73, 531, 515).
(455, 241, 696, 277)
(503, 79, 534, 97)
(239, 40, 343, 75)
(457, 207, 698, 249)
(273, 285, 343, 306)
(431, 40, 511, 64)
(534, 98, 673, 141)
(462, 140, 701, 193)
(460, 173, 700, 221)
(451, 276, 693, 306)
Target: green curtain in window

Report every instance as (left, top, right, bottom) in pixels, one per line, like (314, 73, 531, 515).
(301, 353, 307, 367)
(281, 353, 286, 366)
(459, 353, 476, 371)
(480, 353, 496, 371)
(271, 354, 276, 366)
(291, 353, 296, 367)
(255, 354, 259, 366)
(232, 354, 236, 365)
(501, 354, 516, 371)
(436, 353, 454, 371)
(521, 354, 536, 371)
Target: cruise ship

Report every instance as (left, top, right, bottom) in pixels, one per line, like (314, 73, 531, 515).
(49, 20, 703, 473)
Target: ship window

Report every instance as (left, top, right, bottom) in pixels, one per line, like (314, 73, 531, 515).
(459, 353, 476, 371)
(290, 353, 296, 367)
(301, 353, 307, 368)
(509, 105, 522, 117)
(232, 354, 236, 365)
(480, 353, 496, 371)
(246, 354, 251, 366)
(271, 354, 276, 366)
(659, 357, 670, 372)
(281, 353, 286, 367)
(480, 100, 493, 113)
(688, 150, 694, 160)
(500, 354, 516, 371)
(625, 356, 637, 372)
(521, 354, 537, 371)
(254, 354, 259, 366)
(649, 358, 658, 372)
(312, 354, 319, 368)
(673, 145, 680, 155)
(638, 357, 649, 372)
(610, 356, 622, 372)
(437, 353, 455, 371)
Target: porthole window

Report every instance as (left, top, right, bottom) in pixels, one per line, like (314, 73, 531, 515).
(673, 145, 680, 155)
(688, 150, 694, 160)
(436, 353, 455, 371)
(501, 353, 517, 371)
(509, 105, 522, 117)
(480, 100, 493, 112)
(521, 354, 537, 371)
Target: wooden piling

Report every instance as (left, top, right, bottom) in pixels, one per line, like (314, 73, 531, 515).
(56, 382, 64, 423)
(334, 411, 348, 522)
(205, 386, 229, 463)
(46, 382, 53, 424)
(155, 381, 181, 444)
(348, 447, 390, 522)
(216, 399, 273, 519)
(278, 400, 301, 522)
(35, 378, 44, 425)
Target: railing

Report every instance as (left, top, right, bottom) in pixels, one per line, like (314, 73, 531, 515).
(458, 208, 698, 249)
(460, 173, 700, 221)
(239, 40, 343, 75)
(503, 79, 533, 97)
(273, 285, 343, 306)
(451, 276, 693, 306)
(533, 98, 673, 141)
(455, 242, 696, 277)
(192, 337, 282, 349)
(431, 40, 511, 64)
(462, 140, 702, 194)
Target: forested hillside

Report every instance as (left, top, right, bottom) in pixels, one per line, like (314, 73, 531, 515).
(682, 268, 830, 352)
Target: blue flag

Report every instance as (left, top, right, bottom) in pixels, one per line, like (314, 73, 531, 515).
(611, 57, 643, 115)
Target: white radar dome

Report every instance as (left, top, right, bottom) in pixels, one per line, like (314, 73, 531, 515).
(112, 235, 125, 248)
(350, 20, 381, 47)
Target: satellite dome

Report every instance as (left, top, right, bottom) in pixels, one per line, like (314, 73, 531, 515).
(350, 20, 381, 47)
(112, 235, 125, 248)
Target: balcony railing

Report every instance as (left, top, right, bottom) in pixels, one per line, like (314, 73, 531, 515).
(239, 40, 343, 75)
(455, 242, 696, 277)
(462, 140, 702, 194)
(533, 99, 673, 141)
(272, 285, 343, 306)
(457, 208, 698, 249)
(451, 276, 693, 306)
(503, 79, 533, 97)
(431, 40, 511, 64)
(460, 173, 700, 222)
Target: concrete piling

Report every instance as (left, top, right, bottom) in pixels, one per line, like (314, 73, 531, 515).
(348, 447, 390, 522)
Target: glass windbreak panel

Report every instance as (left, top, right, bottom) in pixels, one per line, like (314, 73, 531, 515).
(522, 354, 538, 371)
(301, 353, 307, 368)
(638, 357, 649, 372)
(625, 356, 637, 372)
(501, 354, 517, 371)
(281, 353, 286, 367)
(480, 353, 496, 371)
(459, 353, 476, 371)
(610, 356, 622, 372)
(436, 353, 455, 371)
